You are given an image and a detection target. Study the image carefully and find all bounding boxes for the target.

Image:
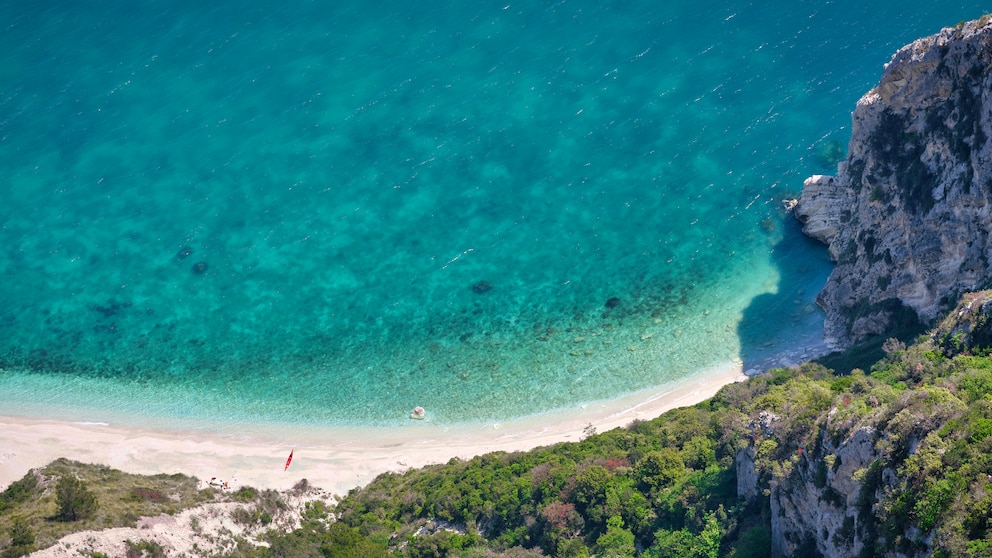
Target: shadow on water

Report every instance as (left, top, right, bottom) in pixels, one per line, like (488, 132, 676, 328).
(736, 214, 834, 376)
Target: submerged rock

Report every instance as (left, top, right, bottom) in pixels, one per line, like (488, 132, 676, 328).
(814, 138, 847, 169)
(176, 246, 194, 260)
(471, 281, 493, 294)
(191, 261, 209, 275)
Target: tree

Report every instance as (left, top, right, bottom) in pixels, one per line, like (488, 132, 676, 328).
(264, 521, 389, 558)
(681, 436, 717, 470)
(539, 501, 585, 552)
(557, 537, 591, 557)
(647, 513, 721, 558)
(1, 516, 35, 558)
(698, 512, 721, 558)
(55, 475, 98, 522)
(648, 528, 697, 557)
(636, 449, 685, 492)
(0, 475, 38, 514)
(573, 465, 612, 509)
(595, 516, 636, 558)
(9, 516, 34, 547)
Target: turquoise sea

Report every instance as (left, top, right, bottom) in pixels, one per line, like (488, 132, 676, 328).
(0, 2, 986, 429)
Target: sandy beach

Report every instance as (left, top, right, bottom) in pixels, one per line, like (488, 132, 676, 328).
(0, 364, 747, 496)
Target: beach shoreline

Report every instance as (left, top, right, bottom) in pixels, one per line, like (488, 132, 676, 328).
(0, 363, 748, 497)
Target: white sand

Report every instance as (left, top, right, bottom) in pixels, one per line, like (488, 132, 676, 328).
(0, 364, 747, 496)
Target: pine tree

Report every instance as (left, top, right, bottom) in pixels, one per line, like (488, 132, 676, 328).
(55, 475, 98, 522)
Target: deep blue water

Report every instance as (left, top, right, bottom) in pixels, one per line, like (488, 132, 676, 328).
(0, 1, 987, 427)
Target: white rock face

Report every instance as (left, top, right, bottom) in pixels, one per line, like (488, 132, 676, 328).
(797, 18, 992, 347)
(736, 446, 758, 501)
(794, 175, 852, 249)
(768, 426, 878, 558)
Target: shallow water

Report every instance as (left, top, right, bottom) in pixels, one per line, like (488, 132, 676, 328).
(0, 2, 985, 427)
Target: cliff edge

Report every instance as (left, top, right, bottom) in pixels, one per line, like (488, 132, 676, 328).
(796, 17, 992, 348)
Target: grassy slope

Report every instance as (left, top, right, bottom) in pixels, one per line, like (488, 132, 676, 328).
(0, 458, 213, 555)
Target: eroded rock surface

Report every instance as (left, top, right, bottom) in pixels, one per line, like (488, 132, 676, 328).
(796, 18, 992, 348)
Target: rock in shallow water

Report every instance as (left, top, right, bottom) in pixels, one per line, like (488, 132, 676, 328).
(471, 281, 493, 294)
(176, 246, 194, 260)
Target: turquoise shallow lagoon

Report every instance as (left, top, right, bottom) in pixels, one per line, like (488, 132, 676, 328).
(0, 2, 986, 428)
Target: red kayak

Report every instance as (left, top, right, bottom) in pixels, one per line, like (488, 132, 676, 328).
(284, 449, 294, 471)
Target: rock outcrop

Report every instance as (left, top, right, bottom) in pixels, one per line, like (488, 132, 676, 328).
(796, 17, 992, 348)
(766, 426, 880, 558)
(930, 289, 992, 354)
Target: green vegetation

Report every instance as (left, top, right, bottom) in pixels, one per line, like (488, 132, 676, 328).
(231, 489, 287, 526)
(867, 108, 937, 213)
(7, 302, 992, 556)
(255, 321, 992, 556)
(280, 369, 806, 556)
(0, 459, 212, 554)
(55, 474, 98, 522)
(0, 475, 37, 516)
(124, 539, 166, 558)
(1, 517, 34, 558)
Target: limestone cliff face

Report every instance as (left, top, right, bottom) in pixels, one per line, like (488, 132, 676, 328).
(737, 412, 890, 557)
(796, 18, 992, 348)
(731, 291, 992, 558)
(767, 426, 882, 558)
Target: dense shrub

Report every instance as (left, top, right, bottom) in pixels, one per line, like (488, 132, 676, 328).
(54, 475, 98, 522)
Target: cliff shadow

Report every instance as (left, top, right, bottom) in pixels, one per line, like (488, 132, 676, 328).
(736, 215, 833, 375)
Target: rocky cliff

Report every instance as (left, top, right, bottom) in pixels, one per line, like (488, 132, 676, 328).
(768, 426, 880, 558)
(796, 17, 992, 348)
(730, 290, 992, 558)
